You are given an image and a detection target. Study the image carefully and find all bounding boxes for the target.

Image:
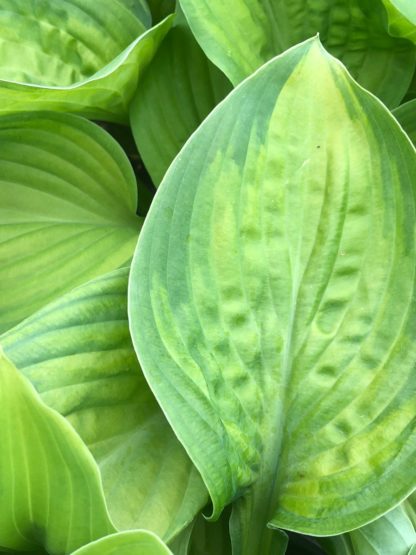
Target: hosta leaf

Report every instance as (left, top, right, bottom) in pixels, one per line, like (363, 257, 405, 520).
(130, 14, 231, 185)
(188, 507, 233, 555)
(116, 0, 152, 27)
(0, 111, 141, 333)
(348, 504, 416, 554)
(1, 268, 207, 541)
(168, 522, 195, 555)
(319, 502, 416, 554)
(406, 494, 416, 527)
(71, 531, 172, 555)
(380, 0, 416, 43)
(0, 1, 172, 122)
(403, 67, 416, 102)
(128, 37, 416, 554)
(394, 99, 416, 144)
(148, 0, 176, 24)
(0, 349, 114, 553)
(179, 0, 416, 108)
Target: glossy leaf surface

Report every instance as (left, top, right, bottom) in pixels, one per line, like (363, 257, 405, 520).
(129, 38, 416, 553)
(0, 112, 141, 333)
(71, 531, 172, 555)
(1, 268, 207, 541)
(130, 16, 231, 185)
(0, 1, 172, 122)
(0, 349, 114, 553)
(179, 0, 416, 107)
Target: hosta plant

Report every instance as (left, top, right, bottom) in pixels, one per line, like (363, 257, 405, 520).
(0, 1, 415, 554)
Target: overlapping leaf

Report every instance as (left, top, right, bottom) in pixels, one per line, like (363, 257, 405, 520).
(0, 111, 141, 333)
(129, 37, 416, 554)
(394, 99, 416, 144)
(1, 268, 207, 541)
(319, 501, 416, 554)
(148, 0, 177, 24)
(381, 0, 416, 43)
(130, 13, 231, 185)
(71, 531, 173, 555)
(179, 0, 416, 107)
(0, 1, 172, 122)
(0, 349, 114, 553)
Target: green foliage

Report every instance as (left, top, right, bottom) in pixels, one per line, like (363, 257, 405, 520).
(0, 1, 415, 554)
(70, 531, 173, 555)
(128, 37, 416, 551)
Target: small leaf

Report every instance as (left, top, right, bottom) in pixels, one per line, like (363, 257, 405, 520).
(130, 15, 231, 185)
(70, 531, 173, 555)
(179, 0, 416, 107)
(0, 111, 142, 333)
(129, 37, 416, 553)
(0, 0, 172, 122)
(0, 349, 114, 553)
(1, 268, 207, 541)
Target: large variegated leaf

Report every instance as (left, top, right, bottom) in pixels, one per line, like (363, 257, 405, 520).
(1, 268, 207, 541)
(394, 99, 416, 144)
(0, 111, 142, 333)
(0, 1, 172, 122)
(71, 531, 172, 555)
(0, 349, 114, 553)
(179, 0, 416, 107)
(130, 14, 231, 185)
(128, 38, 416, 554)
(381, 0, 416, 43)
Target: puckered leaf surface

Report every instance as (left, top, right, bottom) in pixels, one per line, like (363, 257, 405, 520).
(1, 268, 207, 542)
(178, 0, 416, 107)
(129, 38, 416, 554)
(0, 1, 172, 122)
(0, 111, 142, 333)
(0, 349, 114, 553)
